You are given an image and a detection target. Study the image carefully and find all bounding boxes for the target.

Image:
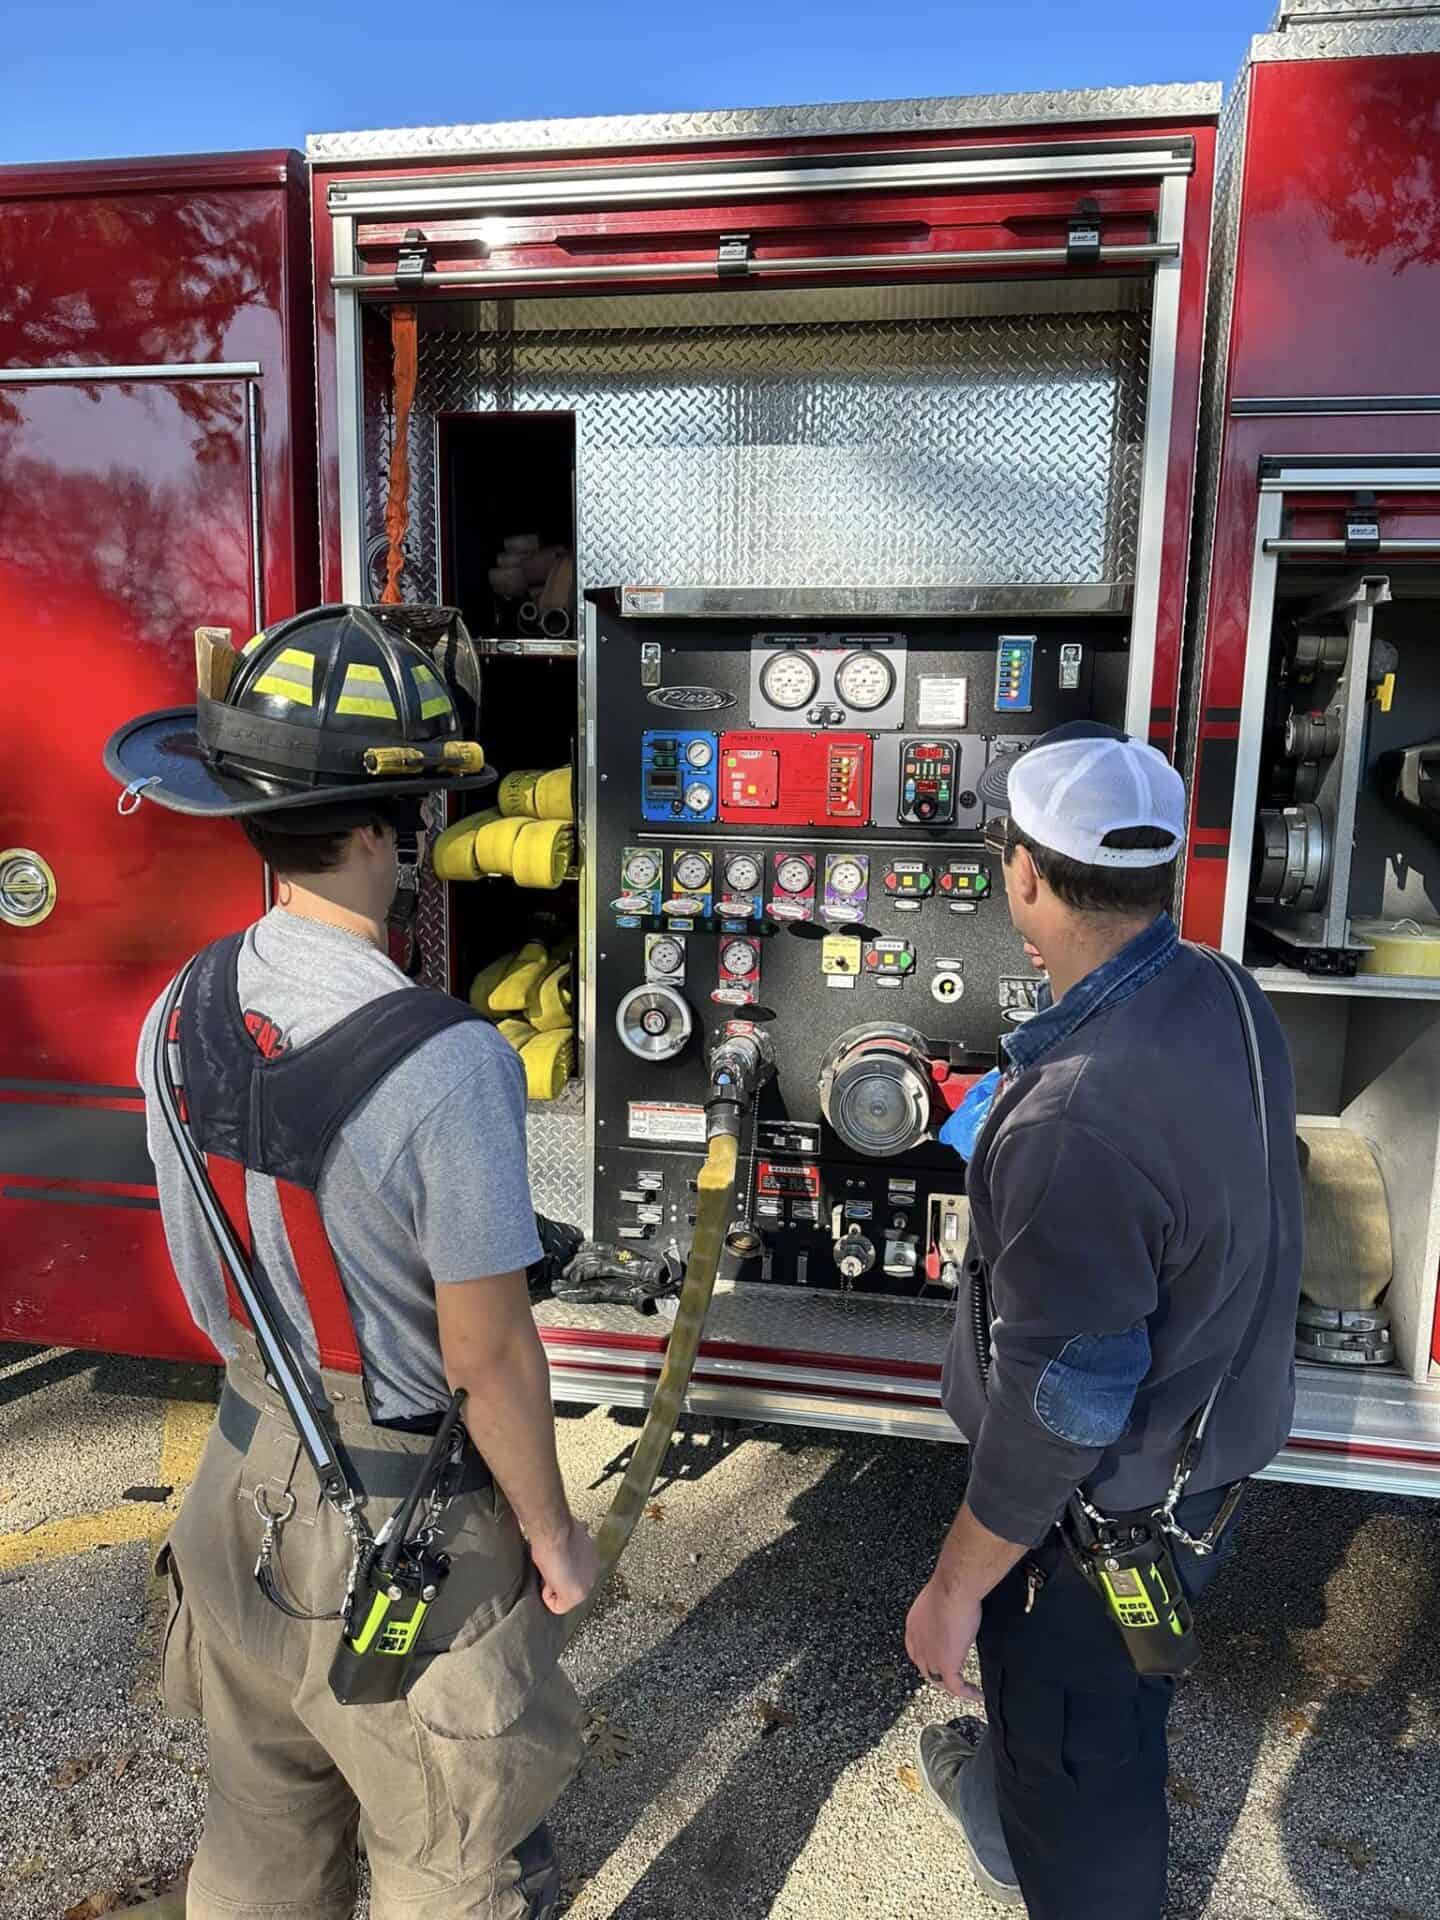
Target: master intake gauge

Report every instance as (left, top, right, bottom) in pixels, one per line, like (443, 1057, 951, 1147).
(760, 649, 821, 712)
(835, 649, 895, 713)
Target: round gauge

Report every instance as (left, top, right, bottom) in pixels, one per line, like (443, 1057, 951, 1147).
(674, 851, 711, 892)
(760, 649, 821, 712)
(685, 737, 714, 768)
(648, 937, 684, 975)
(829, 857, 865, 898)
(623, 850, 661, 890)
(720, 938, 758, 977)
(835, 649, 895, 712)
(724, 853, 762, 893)
(684, 782, 711, 814)
(775, 854, 813, 895)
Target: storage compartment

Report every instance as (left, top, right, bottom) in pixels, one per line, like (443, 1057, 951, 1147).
(1269, 988, 1440, 1382)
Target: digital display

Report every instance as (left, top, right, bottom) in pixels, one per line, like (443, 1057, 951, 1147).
(647, 771, 679, 790)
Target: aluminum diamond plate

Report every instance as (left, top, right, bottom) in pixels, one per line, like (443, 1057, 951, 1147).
(1256, 14, 1440, 52)
(527, 1081, 586, 1225)
(308, 84, 1221, 164)
(382, 310, 1149, 601)
(1275, 0, 1440, 21)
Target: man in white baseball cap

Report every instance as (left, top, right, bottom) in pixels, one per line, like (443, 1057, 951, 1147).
(906, 722, 1303, 1920)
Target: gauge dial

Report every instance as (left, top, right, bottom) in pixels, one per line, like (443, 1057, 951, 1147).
(775, 854, 813, 894)
(828, 857, 865, 898)
(724, 853, 762, 893)
(760, 650, 821, 712)
(623, 850, 660, 890)
(720, 938, 758, 977)
(684, 737, 714, 768)
(684, 782, 711, 814)
(647, 937, 684, 975)
(835, 649, 895, 712)
(674, 851, 711, 891)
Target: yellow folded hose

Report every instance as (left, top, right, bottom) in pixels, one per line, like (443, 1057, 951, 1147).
(511, 820, 574, 891)
(497, 1018, 537, 1051)
(489, 941, 549, 1013)
(563, 1132, 739, 1641)
(432, 809, 500, 881)
(519, 1028, 573, 1099)
(531, 767, 574, 823)
(526, 960, 574, 1032)
(498, 769, 545, 817)
(469, 948, 520, 1015)
(472, 816, 530, 876)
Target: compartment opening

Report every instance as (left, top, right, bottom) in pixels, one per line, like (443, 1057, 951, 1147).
(437, 413, 580, 1095)
(1271, 990, 1440, 1382)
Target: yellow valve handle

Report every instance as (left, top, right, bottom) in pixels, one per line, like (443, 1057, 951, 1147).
(562, 1131, 740, 1645)
(1374, 672, 1396, 714)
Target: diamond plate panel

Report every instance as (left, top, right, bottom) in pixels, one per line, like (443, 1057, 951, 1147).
(385, 311, 1149, 601)
(1257, 14, 1440, 52)
(527, 1085, 586, 1225)
(1275, 0, 1440, 21)
(308, 84, 1221, 163)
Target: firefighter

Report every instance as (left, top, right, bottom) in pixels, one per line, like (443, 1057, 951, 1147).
(106, 606, 594, 1920)
(907, 723, 1303, 1919)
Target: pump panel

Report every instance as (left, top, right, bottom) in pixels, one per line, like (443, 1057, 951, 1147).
(589, 605, 1124, 1291)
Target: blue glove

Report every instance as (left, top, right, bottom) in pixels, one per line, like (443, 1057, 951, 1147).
(938, 1067, 1003, 1163)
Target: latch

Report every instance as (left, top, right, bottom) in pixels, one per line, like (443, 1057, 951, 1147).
(717, 233, 753, 278)
(1066, 197, 1102, 265)
(1345, 491, 1381, 555)
(396, 228, 432, 289)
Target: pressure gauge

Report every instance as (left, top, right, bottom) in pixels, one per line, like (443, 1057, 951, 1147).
(835, 649, 895, 712)
(674, 851, 712, 892)
(623, 850, 661, 891)
(684, 782, 712, 814)
(829, 857, 866, 898)
(723, 853, 762, 893)
(720, 938, 758, 978)
(760, 650, 821, 712)
(647, 936, 685, 975)
(775, 854, 813, 894)
(685, 737, 714, 768)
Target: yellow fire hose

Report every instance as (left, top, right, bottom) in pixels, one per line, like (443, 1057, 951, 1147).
(562, 1130, 742, 1641)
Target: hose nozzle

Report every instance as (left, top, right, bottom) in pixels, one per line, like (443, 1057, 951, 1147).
(706, 1021, 776, 1140)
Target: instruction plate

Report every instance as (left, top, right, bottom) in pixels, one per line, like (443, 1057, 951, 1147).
(628, 1100, 707, 1144)
(916, 676, 969, 729)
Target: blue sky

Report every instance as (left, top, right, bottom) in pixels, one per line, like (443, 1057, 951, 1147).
(4, 1, 1265, 166)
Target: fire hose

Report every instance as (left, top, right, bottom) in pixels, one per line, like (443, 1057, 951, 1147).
(561, 1021, 773, 1640)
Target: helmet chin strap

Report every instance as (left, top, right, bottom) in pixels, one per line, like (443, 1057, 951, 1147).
(388, 828, 424, 978)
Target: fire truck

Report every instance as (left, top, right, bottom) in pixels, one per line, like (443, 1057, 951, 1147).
(3, 0, 1439, 1496)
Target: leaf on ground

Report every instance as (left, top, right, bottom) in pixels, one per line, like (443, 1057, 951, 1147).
(665, 1598, 688, 1620)
(11, 1854, 46, 1880)
(896, 1762, 922, 1794)
(1281, 1707, 1318, 1738)
(61, 1893, 120, 1919)
(51, 1753, 100, 1789)
(1318, 1831, 1378, 1871)
(755, 1700, 796, 1736)
(581, 1710, 635, 1770)
(644, 1502, 666, 1523)
(112, 1750, 136, 1780)
(1168, 1776, 1204, 1808)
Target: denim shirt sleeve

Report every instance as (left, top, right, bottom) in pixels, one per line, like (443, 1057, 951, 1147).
(966, 1118, 1171, 1546)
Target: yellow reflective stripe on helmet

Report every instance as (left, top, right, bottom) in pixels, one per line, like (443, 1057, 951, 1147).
(242, 632, 267, 655)
(252, 648, 316, 705)
(411, 663, 453, 721)
(336, 661, 397, 719)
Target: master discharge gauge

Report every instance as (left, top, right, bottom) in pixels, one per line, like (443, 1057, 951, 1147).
(835, 649, 895, 713)
(760, 649, 821, 713)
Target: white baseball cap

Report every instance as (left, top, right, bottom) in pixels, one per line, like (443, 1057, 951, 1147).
(979, 722, 1186, 869)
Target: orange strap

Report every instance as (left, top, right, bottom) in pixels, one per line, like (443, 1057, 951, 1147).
(381, 305, 418, 605)
(276, 1181, 365, 1375)
(206, 1154, 254, 1334)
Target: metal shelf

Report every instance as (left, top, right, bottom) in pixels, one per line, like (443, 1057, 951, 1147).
(1252, 965, 1440, 1002)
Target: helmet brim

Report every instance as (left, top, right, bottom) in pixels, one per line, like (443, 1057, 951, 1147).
(104, 707, 496, 817)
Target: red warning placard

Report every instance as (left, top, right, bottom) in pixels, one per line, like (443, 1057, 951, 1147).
(717, 732, 872, 826)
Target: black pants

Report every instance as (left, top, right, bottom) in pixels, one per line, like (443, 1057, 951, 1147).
(976, 1487, 1233, 1920)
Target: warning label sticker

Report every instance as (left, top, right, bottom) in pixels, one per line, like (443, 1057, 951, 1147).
(628, 1100, 707, 1144)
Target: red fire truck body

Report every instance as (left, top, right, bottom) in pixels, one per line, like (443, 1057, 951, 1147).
(3, 2, 1439, 1495)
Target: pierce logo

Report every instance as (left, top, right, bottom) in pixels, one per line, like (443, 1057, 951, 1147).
(645, 685, 736, 712)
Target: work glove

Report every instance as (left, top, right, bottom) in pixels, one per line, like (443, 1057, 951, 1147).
(527, 1213, 586, 1299)
(553, 1242, 684, 1314)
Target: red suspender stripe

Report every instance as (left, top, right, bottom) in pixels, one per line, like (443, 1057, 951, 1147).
(206, 1154, 254, 1333)
(275, 1181, 365, 1375)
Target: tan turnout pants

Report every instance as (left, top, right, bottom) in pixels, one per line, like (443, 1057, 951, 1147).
(157, 1334, 582, 1920)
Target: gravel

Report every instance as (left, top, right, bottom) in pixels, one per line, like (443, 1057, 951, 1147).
(2, 1349, 1438, 1919)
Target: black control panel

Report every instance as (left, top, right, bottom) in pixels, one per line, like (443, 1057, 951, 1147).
(589, 605, 1128, 1292)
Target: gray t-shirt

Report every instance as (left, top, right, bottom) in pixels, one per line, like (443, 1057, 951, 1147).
(138, 909, 543, 1422)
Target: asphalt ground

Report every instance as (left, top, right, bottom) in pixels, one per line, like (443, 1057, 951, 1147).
(2, 1342, 1439, 1920)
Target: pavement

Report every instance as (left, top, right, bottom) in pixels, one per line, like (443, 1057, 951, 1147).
(2, 1340, 1439, 1920)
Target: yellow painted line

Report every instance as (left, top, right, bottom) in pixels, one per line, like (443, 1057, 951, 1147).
(0, 1391, 215, 1574)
